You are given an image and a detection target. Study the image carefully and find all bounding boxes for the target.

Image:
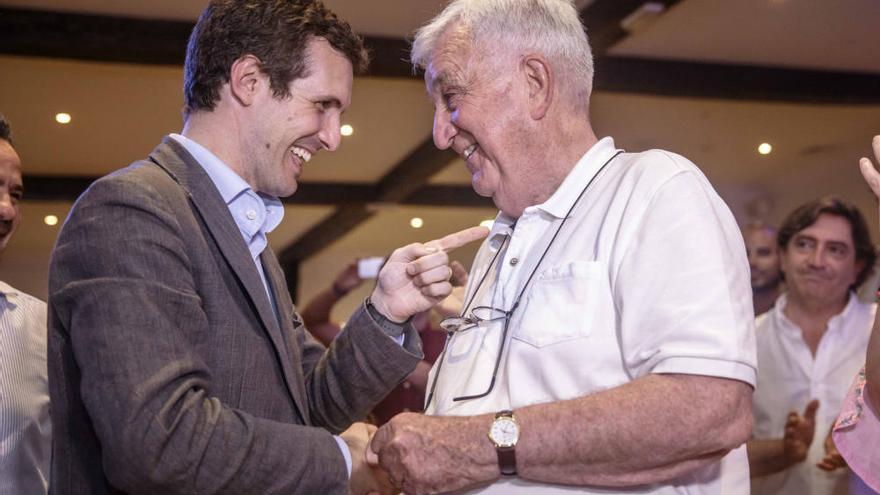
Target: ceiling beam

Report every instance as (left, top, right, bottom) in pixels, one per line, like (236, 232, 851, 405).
(594, 56, 880, 104)
(0, 7, 413, 78)
(277, 138, 459, 263)
(3, 6, 879, 103)
(580, 0, 683, 55)
(22, 174, 491, 207)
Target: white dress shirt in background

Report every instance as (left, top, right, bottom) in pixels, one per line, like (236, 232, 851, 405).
(0, 280, 51, 495)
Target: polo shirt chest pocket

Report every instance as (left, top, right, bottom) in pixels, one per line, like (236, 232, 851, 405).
(512, 260, 605, 348)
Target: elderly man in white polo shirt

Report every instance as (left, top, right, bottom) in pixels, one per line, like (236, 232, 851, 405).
(367, 1, 757, 494)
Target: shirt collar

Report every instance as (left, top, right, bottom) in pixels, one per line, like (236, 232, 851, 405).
(534, 136, 621, 219)
(774, 291, 861, 334)
(169, 133, 284, 236)
(486, 212, 517, 252)
(0, 280, 21, 302)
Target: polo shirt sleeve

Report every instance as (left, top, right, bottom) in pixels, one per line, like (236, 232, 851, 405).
(612, 155, 757, 387)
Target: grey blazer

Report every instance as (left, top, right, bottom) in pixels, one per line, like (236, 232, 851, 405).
(47, 138, 421, 494)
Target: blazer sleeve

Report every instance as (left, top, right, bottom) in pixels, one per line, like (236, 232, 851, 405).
(49, 175, 348, 495)
(296, 305, 424, 433)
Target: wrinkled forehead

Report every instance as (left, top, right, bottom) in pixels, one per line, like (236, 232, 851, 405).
(791, 213, 856, 246)
(424, 25, 479, 92)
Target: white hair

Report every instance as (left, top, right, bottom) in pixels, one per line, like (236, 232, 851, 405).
(411, 0, 594, 99)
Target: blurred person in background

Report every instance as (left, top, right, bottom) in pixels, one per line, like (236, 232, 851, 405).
(744, 222, 783, 315)
(0, 113, 51, 494)
(749, 195, 877, 495)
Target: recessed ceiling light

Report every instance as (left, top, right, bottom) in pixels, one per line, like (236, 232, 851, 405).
(479, 219, 494, 229)
(410, 217, 424, 229)
(758, 143, 772, 155)
(44, 214, 59, 226)
(340, 124, 353, 136)
(55, 113, 72, 124)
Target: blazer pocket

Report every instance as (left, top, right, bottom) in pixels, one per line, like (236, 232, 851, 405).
(512, 261, 603, 348)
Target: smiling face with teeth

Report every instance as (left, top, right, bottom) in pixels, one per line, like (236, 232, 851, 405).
(240, 37, 353, 198)
(424, 27, 549, 219)
(0, 139, 22, 255)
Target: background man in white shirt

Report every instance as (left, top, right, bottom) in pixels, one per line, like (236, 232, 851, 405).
(749, 196, 877, 495)
(744, 222, 784, 316)
(367, 1, 757, 494)
(0, 113, 51, 494)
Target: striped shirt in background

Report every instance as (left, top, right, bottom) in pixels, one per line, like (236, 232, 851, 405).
(0, 280, 50, 495)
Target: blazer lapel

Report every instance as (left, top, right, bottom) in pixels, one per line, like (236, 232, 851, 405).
(147, 137, 308, 420)
(261, 248, 311, 424)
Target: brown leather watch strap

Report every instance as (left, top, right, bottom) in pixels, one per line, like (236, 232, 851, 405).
(497, 446, 517, 475)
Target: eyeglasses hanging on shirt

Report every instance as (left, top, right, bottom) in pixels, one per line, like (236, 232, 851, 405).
(424, 150, 624, 410)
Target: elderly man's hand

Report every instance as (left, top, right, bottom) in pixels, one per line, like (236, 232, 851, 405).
(367, 412, 498, 494)
(783, 399, 819, 465)
(370, 227, 488, 323)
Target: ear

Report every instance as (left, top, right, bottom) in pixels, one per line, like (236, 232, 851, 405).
(854, 259, 866, 284)
(228, 54, 266, 107)
(521, 54, 553, 120)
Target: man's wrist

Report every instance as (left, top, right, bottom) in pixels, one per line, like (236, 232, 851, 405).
(365, 297, 410, 338)
(333, 435, 352, 478)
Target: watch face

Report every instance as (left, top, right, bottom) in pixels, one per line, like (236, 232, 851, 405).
(490, 417, 519, 448)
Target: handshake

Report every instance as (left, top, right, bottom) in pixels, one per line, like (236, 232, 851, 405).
(341, 422, 394, 495)
(340, 413, 500, 495)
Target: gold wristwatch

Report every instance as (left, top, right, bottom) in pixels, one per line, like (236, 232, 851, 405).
(488, 410, 519, 475)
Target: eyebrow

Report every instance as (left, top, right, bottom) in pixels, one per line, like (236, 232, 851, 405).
(427, 70, 460, 95)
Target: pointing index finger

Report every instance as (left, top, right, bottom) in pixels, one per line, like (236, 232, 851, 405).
(428, 226, 490, 253)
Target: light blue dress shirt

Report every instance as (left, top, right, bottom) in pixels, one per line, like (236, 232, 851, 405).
(169, 134, 353, 476)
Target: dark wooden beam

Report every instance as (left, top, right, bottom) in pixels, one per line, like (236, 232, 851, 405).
(580, 0, 683, 55)
(403, 185, 494, 208)
(278, 137, 460, 263)
(22, 174, 488, 207)
(0, 7, 415, 78)
(595, 56, 880, 104)
(3, 6, 879, 104)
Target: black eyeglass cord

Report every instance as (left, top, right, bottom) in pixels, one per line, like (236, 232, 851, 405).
(424, 149, 624, 410)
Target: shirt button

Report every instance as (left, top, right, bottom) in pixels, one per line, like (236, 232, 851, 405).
(246, 210, 257, 220)
(510, 257, 519, 266)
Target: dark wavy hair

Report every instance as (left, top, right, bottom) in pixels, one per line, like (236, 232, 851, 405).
(0, 113, 12, 145)
(183, 0, 369, 118)
(777, 196, 877, 290)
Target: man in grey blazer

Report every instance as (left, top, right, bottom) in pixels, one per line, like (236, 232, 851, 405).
(47, 1, 487, 494)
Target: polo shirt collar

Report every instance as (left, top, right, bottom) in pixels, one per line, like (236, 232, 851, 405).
(536, 136, 621, 219)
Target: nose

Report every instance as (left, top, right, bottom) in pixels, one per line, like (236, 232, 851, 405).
(318, 113, 342, 152)
(0, 192, 15, 221)
(806, 246, 825, 268)
(432, 107, 456, 150)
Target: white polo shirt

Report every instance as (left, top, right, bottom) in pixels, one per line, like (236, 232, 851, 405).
(752, 293, 875, 495)
(426, 137, 757, 494)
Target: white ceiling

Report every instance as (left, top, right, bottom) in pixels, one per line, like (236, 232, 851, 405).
(0, 0, 878, 323)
